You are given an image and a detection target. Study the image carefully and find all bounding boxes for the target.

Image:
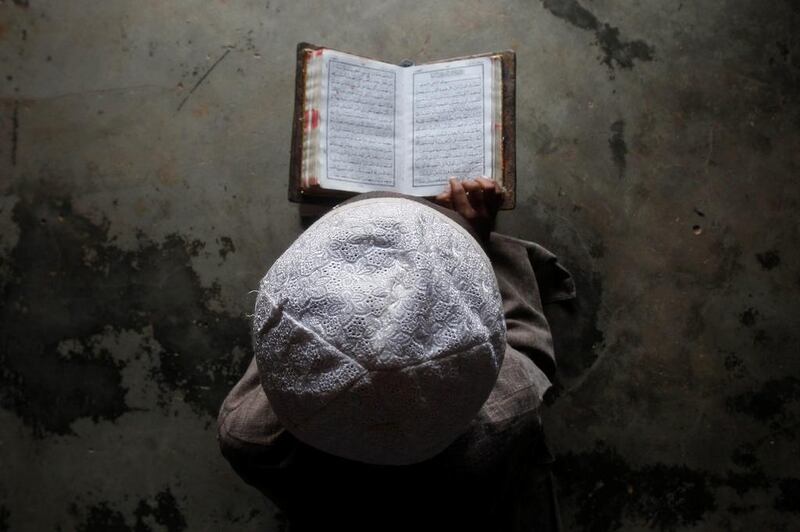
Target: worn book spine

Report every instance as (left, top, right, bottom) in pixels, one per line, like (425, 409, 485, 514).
(500, 49, 516, 210)
(288, 43, 320, 203)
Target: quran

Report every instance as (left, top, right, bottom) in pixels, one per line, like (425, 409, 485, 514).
(289, 43, 517, 209)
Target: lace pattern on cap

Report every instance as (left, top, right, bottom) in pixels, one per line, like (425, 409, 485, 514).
(254, 198, 505, 372)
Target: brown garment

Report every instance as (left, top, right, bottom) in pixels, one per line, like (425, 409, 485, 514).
(217, 194, 575, 531)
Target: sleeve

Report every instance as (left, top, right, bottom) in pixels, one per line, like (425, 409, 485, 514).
(216, 356, 296, 467)
(216, 356, 308, 514)
(487, 232, 576, 381)
(464, 231, 575, 472)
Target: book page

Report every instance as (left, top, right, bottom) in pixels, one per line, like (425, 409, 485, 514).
(402, 57, 494, 196)
(317, 50, 403, 193)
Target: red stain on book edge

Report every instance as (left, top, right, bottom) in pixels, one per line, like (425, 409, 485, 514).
(309, 176, 319, 186)
(314, 49, 323, 57)
(304, 109, 320, 130)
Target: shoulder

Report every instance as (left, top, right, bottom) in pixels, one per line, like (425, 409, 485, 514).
(217, 356, 290, 460)
(481, 344, 552, 425)
(488, 232, 576, 304)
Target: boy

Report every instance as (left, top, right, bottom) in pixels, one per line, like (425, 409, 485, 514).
(217, 177, 574, 531)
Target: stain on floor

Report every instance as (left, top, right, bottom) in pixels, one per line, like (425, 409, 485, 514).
(540, 0, 655, 72)
(70, 488, 187, 532)
(0, 190, 251, 436)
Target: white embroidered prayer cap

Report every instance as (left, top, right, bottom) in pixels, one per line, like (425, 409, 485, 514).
(253, 197, 506, 465)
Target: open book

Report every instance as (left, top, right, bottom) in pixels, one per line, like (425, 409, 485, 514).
(289, 43, 517, 209)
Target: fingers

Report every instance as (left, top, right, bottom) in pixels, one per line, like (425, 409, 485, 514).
(439, 176, 502, 243)
(475, 176, 497, 192)
(481, 178, 505, 212)
(438, 176, 503, 216)
(434, 189, 452, 208)
(449, 177, 477, 219)
(461, 180, 488, 218)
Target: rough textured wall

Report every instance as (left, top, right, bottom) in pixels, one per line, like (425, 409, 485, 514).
(1, 0, 798, 530)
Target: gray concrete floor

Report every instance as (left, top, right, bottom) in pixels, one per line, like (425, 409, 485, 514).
(1, 0, 798, 530)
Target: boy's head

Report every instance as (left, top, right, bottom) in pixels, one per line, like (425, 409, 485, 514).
(253, 197, 506, 465)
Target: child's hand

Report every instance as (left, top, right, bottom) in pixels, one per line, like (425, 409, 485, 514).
(434, 176, 505, 242)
